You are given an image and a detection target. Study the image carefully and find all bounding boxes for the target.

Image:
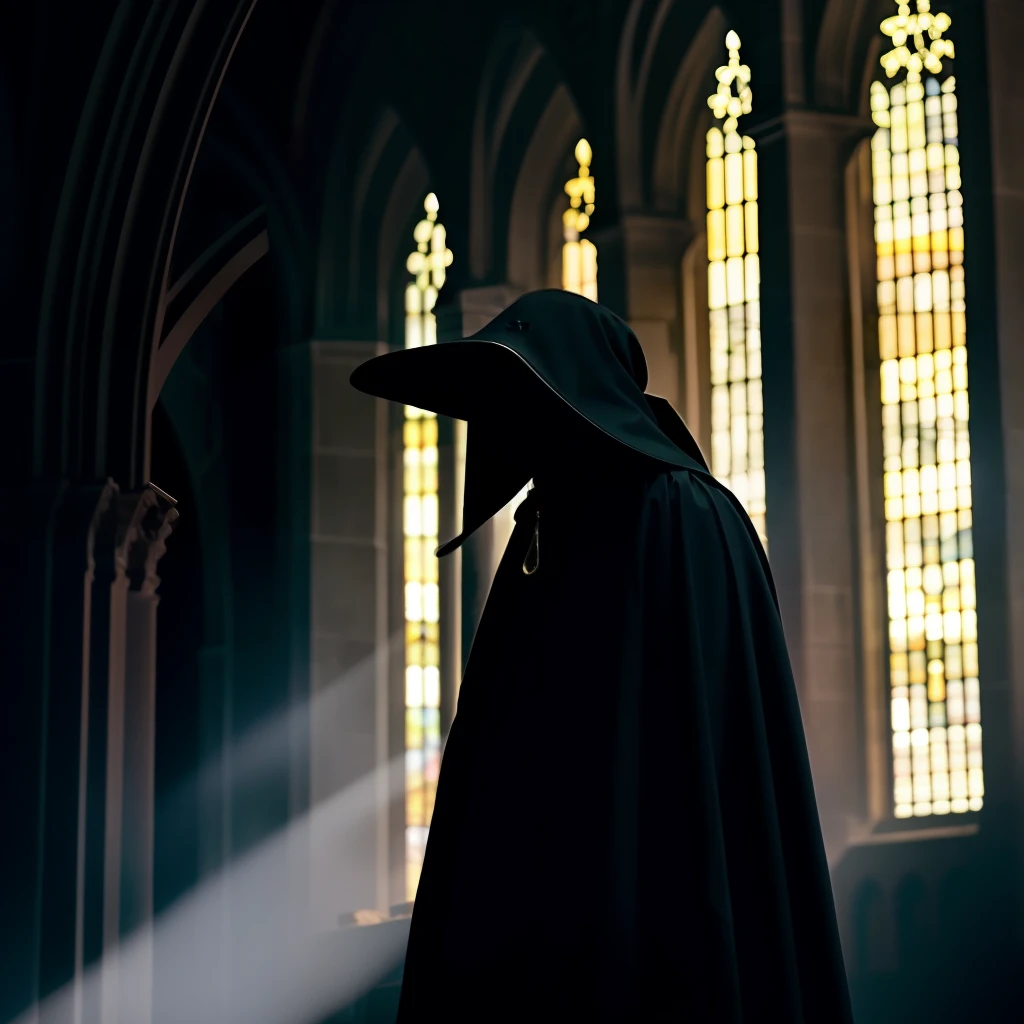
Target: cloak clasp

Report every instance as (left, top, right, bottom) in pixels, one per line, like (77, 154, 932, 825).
(523, 510, 540, 575)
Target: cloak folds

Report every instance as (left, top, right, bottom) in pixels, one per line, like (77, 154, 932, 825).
(350, 290, 853, 1022)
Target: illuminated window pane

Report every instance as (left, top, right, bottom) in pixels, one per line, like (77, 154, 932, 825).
(706, 32, 766, 550)
(403, 193, 452, 898)
(563, 139, 597, 299)
(873, 3, 981, 818)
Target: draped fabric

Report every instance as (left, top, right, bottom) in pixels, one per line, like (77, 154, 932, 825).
(350, 289, 851, 1021)
(396, 469, 853, 1022)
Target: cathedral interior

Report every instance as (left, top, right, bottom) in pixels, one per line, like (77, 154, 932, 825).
(2, 0, 1024, 1021)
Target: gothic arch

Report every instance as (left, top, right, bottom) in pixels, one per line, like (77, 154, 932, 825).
(465, 22, 583, 292)
(814, 0, 891, 113)
(203, 86, 312, 343)
(616, 1, 736, 217)
(317, 101, 431, 341)
(649, 5, 728, 216)
(34, 1, 260, 489)
(469, 23, 546, 280)
(616, 0, 676, 210)
(506, 83, 584, 293)
(618, 5, 729, 454)
(378, 147, 432, 342)
(149, 86, 309, 411)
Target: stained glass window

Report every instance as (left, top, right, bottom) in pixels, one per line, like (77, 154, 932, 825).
(403, 193, 452, 897)
(705, 31, 766, 548)
(563, 139, 597, 299)
(871, 1, 981, 818)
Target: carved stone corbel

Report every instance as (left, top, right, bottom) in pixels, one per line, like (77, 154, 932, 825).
(124, 484, 180, 597)
(74, 481, 180, 1023)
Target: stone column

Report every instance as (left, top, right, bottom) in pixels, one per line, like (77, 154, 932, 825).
(79, 483, 131, 1024)
(618, 214, 696, 416)
(118, 485, 178, 1024)
(757, 109, 873, 860)
(308, 341, 393, 922)
(34, 484, 111, 1024)
(32, 481, 176, 1024)
(680, 231, 713, 456)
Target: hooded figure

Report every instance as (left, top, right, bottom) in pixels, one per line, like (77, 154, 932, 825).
(350, 289, 853, 1023)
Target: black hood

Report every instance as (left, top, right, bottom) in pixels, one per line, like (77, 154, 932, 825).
(349, 289, 711, 555)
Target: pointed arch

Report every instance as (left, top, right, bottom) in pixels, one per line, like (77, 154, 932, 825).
(34, 0, 258, 487)
(814, 0, 891, 112)
(617, 1, 736, 215)
(468, 20, 582, 290)
(507, 84, 584, 292)
(150, 85, 312, 410)
(615, 0, 677, 210)
(317, 103, 430, 340)
(649, 6, 729, 216)
(469, 23, 547, 279)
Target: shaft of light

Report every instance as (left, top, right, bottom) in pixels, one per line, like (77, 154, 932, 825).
(16, 634, 413, 1024)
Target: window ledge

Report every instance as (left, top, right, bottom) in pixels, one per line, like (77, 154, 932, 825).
(337, 902, 415, 930)
(847, 819, 980, 846)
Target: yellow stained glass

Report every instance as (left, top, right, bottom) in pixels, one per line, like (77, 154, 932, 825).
(873, 2, 981, 819)
(403, 194, 452, 898)
(706, 31, 766, 548)
(563, 139, 598, 299)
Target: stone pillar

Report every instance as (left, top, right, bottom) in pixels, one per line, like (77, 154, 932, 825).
(33, 481, 177, 1024)
(33, 484, 99, 1023)
(845, 139, 893, 829)
(79, 483, 132, 1024)
(618, 214, 696, 416)
(680, 232, 713, 456)
(118, 486, 178, 1024)
(434, 284, 524, 698)
(757, 110, 873, 860)
(308, 341, 393, 923)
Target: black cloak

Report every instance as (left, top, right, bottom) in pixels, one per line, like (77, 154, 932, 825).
(350, 290, 853, 1022)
